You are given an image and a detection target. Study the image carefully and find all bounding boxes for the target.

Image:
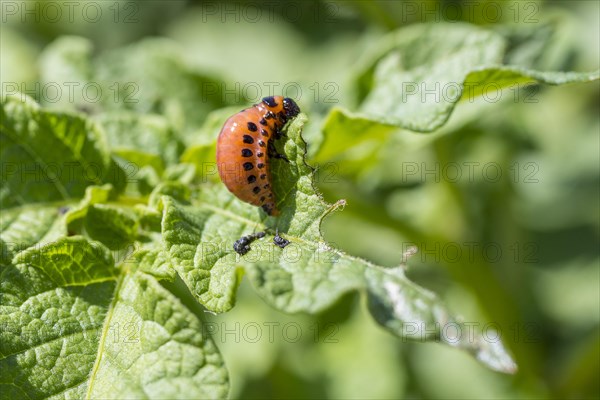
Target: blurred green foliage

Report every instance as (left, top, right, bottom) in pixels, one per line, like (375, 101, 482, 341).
(1, 0, 598, 398)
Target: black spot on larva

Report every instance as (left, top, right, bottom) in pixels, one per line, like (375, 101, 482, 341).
(257, 163, 265, 168)
(260, 173, 266, 179)
(247, 122, 258, 132)
(262, 96, 278, 107)
(243, 135, 254, 144)
(243, 162, 254, 171)
(253, 186, 260, 194)
(265, 111, 276, 119)
(247, 175, 256, 183)
(268, 193, 273, 198)
(241, 149, 253, 157)
(260, 129, 269, 137)
(260, 196, 266, 202)
(261, 204, 272, 214)
(263, 183, 270, 189)
(257, 152, 264, 157)
(259, 118, 267, 125)
(258, 140, 266, 147)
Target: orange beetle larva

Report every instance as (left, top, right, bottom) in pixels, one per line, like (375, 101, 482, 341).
(216, 96, 300, 216)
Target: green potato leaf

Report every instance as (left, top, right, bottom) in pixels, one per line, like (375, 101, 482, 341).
(160, 114, 517, 373)
(316, 23, 599, 165)
(0, 237, 229, 399)
(0, 95, 228, 398)
(0, 94, 126, 208)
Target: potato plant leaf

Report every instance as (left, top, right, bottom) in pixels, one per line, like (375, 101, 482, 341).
(160, 114, 517, 373)
(0, 94, 126, 208)
(0, 237, 229, 399)
(40, 36, 236, 140)
(0, 95, 229, 399)
(316, 23, 599, 163)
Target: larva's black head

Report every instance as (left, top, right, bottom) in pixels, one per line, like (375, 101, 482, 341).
(282, 98, 300, 118)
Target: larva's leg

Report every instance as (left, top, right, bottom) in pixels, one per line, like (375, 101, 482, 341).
(274, 126, 287, 140)
(268, 139, 289, 162)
